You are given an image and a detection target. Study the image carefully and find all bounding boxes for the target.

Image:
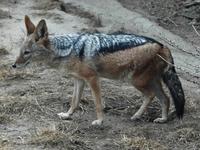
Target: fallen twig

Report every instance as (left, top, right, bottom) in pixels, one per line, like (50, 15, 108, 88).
(184, 0, 200, 8)
(167, 17, 178, 26)
(35, 98, 44, 112)
(157, 35, 197, 57)
(192, 24, 200, 37)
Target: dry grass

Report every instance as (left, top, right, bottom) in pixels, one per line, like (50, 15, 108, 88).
(0, 95, 38, 117)
(120, 135, 168, 150)
(29, 126, 91, 149)
(29, 127, 67, 147)
(0, 67, 14, 80)
(0, 66, 36, 81)
(167, 128, 200, 143)
(0, 48, 9, 55)
(0, 96, 26, 114)
(0, 137, 10, 150)
(0, 113, 12, 124)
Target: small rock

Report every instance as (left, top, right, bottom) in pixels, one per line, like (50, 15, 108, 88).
(0, 9, 11, 19)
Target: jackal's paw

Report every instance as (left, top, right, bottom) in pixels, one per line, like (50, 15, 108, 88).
(131, 115, 141, 121)
(92, 119, 103, 126)
(57, 112, 71, 120)
(153, 118, 167, 123)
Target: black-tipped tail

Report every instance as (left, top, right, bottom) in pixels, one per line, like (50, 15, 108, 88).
(162, 65, 185, 119)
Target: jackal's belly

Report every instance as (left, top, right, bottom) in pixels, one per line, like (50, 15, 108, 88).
(94, 54, 136, 81)
(98, 68, 134, 81)
(94, 59, 133, 80)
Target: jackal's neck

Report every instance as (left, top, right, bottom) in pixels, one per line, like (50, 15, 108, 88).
(48, 34, 79, 57)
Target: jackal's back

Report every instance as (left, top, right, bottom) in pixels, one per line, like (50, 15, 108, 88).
(49, 33, 163, 58)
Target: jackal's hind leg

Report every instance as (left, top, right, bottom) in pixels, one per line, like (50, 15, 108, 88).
(58, 78, 85, 120)
(131, 89, 155, 121)
(153, 81, 170, 123)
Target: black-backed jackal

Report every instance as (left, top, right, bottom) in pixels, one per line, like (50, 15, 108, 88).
(13, 16, 185, 125)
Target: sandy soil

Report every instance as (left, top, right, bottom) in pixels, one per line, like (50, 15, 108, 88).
(0, 0, 200, 149)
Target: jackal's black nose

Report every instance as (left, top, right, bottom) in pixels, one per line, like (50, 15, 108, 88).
(12, 64, 16, 68)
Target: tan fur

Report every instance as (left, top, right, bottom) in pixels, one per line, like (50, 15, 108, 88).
(57, 43, 171, 124)
(14, 16, 175, 125)
(95, 43, 161, 79)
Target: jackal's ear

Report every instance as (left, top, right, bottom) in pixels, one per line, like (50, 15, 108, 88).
(35, 19, 48, 40)
(25, 15, 35, 35)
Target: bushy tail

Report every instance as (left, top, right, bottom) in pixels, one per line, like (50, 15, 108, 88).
(162, 60, 185, 119)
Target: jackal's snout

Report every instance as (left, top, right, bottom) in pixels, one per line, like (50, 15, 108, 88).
(12, 53, 31, 68)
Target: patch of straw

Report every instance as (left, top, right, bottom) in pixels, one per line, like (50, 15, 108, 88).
(0, 66, 36, 81)
(0, 137, 10, 150)
(30, 127, 67, 147)
(0, 113, 12, 124)
(120, 135, 167, 150)
(28, 124, 91, 149)
(0, 48, 9, 55)
(167, 128, 200, 143)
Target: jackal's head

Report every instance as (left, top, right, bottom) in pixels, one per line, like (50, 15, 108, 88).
(12, 15, 49, 68)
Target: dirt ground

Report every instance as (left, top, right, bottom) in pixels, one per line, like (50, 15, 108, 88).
(0, 0, 200, 150)
(118, 0, 200, 46)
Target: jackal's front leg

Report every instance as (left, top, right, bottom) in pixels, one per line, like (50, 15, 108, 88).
(58, 78, 85, 119)
(88, 77, 104, 125)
